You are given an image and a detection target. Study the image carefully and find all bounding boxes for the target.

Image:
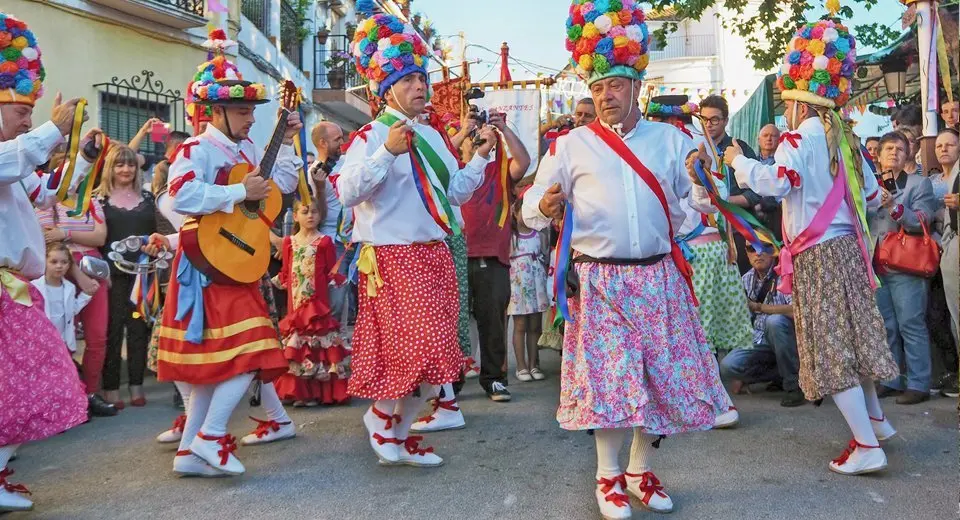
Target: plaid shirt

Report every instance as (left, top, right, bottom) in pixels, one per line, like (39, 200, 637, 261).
(742, 268, 792, 345)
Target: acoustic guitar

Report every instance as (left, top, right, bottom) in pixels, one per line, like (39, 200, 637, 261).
(181, 81, 299, 285)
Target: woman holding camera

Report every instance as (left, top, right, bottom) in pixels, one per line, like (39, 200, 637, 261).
(871, 132, 938, 405)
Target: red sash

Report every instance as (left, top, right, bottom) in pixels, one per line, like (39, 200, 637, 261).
(586, 120, 698, 306)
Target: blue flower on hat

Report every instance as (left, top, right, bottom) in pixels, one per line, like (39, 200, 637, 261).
(788, 51, 802, 64)
(595, 37, 614, 56)
(808, 81, 821, 93)
(388, 19, 404, 33)
(826, 85, 840, 98)
(15, 77, 33, 94)
(382, 61, 395, 73)
(595, 0, 611, 12)
(584, 10, 600, 23)
(401, 54, 414, 65)
(835, 38, 850, 53)
(383, 46, 400, 59)
(800, 26, 812, 39)
(0, 73, 14, 89)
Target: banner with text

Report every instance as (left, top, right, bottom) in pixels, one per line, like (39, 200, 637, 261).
(471, 89, 541, 177)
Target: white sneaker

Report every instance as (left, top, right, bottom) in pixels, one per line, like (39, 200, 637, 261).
(156, 414, 186, 444)
(595, 475, 632, 520)
(625, 471, 674, 513)
(189, 433, 244, 475)
(363, 405, 402, 464)
(463, 357, 480, 379)
(393, 436, 444, 467)
(516, 369, 533, 382)
(870, 415, 897, 441)
(0, 469, 33, 512)
(241, 416, 296, 446)
(713, 406, 740, 429)
(173, 450, 228, 478)
(530, 368, 546, 381)
(410, 399, 466, 433)
(829, 439, 887, 475)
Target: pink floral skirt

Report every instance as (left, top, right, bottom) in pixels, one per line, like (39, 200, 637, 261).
(557, 257, 728, 434)
(0, 281, 87, 445)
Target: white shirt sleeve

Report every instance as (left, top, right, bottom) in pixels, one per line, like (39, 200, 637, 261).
(337, 128, 395, 208)
(168, 141, 247, 216)
(270, 144, 302, 195)
(522, 140, 569, 231)
(0, 122, 64, 186)
(731, 141, 803, 199)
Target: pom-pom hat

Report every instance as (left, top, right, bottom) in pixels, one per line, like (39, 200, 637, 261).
(188, 28, 268, 106)
(777, 19, 857, 109)
(646, 94, 698, 117)
(565, 0, 651, 86)
(0, 12, 45, 106)
(351, 14, 430, 99)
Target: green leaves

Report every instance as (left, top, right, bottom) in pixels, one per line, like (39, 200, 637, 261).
(855, 22, 902, 49)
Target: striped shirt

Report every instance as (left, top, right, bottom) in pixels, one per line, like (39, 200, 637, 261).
(35, 199, 104, 254)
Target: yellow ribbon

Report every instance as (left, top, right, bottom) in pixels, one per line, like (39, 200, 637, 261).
(356, 244, 384, 297)
(496, 134, 510, 228)
(935, 9, 953, 103)
(0, 269, 33, 307)
(54, 99, 87, 203)
(292, 132, 313, 206)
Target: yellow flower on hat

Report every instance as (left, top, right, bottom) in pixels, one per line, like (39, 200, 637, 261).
(582, 22, 599, 39)
(806, 39, 825, 56)
(795, 79, 809, 92)
(579, 54, 593, 71)
(634, 53, 649, 71)
(614, 36, 629, 47)
(11, 36, 27, 50)
(838, 77, 848, 92)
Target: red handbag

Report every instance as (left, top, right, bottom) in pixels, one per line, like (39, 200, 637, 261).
(875, 211, 941, 277)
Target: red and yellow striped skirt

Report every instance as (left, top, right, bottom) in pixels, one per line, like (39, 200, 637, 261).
(156, 251, 287, 385)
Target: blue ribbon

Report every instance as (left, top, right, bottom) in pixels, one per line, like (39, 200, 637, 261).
(174, 255, 211, 344)
(676, 221, 706, 262)
(861, 144, 877, 175)
(554, 208, 574, 323)
(297, 107, 309, 173)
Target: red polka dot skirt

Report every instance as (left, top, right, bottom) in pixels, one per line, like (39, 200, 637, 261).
(347, 242, 465, 400)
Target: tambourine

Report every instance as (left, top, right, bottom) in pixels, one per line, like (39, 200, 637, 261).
(107, 236, 174, 275)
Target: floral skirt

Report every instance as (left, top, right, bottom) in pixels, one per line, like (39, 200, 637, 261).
(508, 257, 550, 316)
(0, 280, 87, 445)
(446, 234, 472, 356)
(792, 234, 899, 400)
(274, 330, 350, 404)
(557, 257, 729, 433)
(690, 239, 753, 353)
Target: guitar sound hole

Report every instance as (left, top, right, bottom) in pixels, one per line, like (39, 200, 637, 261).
(243, 200, 260, 214)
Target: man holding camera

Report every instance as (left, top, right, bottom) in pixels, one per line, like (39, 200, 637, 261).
(539, 99, 596, 156)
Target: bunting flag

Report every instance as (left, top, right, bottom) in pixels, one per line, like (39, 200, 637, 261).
(47, 99, 87, 202)
(63, 136, 111, 218)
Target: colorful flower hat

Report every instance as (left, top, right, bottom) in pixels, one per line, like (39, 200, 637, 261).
(351, 14, 430, 98)
(0, 13, 44, 106)
(646, 95, 698, 118)
(565, 0, 650, 86)
(188, 28, 267, 106)
(777, 19, 857, 109)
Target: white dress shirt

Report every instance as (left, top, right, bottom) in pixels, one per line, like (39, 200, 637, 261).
(731, 117, 880, 245)
(0, 122, 91, 279)
(337, 106, 489, 245)
(167, 124, 302, 218)
(523, 119, 696, 259)
(30, 277, 91, 351)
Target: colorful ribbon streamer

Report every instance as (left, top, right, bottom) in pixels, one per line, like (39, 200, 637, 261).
(552, 208, 574, 323)
(64, 136, 110, 218)
(292, 105, 312, 206)
(48, 99, 87, 202)
(494, 134, 510, 228)
(935, 9, 953, 103)
(0, 268, 32, 307)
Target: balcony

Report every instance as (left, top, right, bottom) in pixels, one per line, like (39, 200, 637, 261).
(241, 0, 270, 37)
(649, 34, 716, 61)
(87, 0, 206, 29)
(279, 0, 304, 69)
(312, 35, 371, 127)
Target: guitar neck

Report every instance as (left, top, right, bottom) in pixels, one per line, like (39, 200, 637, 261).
(260, 108, 291, 179)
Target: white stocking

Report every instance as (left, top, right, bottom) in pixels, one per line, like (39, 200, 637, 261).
(439, 383, 455, 402)
(594, 428, 628, 479)
(626, 430, 658, 474)
(259, 382, 292, 423)
(177, 383, 214, 453)
(199, 373, 255, 437)
(0, 444, 20, 469)
(174, 381, 193, 413)
(860, 378, 884, 420)
(394, 383, 433, 439)
(831, 385, 879, 445)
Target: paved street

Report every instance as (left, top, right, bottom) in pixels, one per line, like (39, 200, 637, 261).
(5, 346, 957, 520)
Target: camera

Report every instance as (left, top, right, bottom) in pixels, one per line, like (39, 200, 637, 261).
(468, 105, 487, 125)
(557, 116, 575, 131)
(880, 170, 899, 195)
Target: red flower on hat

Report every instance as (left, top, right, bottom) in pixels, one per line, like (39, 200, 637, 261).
(209, 29, 227, 40)
(613, 46, 631, 64)
(836, 92, 849, 106)
(377, 25, 392, 39)
(572, 10, 585, 25)
(4, 18, 17, 30)
(0, 32, 10, 48)
(389, 34, 404, 45)
(618, 10, 633, 25)
(244, 86, 256, 98)
(799, 64, 814, 80)
(626, 41, 641, 55)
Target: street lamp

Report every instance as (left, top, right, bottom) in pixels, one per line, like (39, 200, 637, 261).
(880, 60, 908, 105)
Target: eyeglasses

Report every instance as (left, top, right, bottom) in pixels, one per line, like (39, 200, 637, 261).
(702, 117, 725, 126)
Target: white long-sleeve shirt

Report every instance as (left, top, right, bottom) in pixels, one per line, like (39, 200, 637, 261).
(167, 124, 301, 218)
(731, 117, 880, 245)
(0, 122, 91, 279)
(336, 107, 489, 245)
(522, 119, 696, 259)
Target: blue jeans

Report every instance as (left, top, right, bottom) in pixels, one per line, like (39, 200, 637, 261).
(329, 241, 358, 325)
(876, 272, 931, 392)
(719, 315, 800, 391)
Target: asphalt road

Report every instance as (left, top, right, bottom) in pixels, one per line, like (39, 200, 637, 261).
(5, 347, 957, 520)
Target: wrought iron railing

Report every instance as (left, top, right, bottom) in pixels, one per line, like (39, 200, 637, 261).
(150, 0, 205, 17)
(279, 0, 304, 69)
(241, 0, 270, 36)
(648, 34, 717, 61)
(314, 35, 364, 94)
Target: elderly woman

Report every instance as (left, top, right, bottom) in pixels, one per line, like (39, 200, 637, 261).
(931, 129, 960, 397)
(871, 132, 939, 405)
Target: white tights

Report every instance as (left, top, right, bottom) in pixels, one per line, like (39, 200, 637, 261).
(176, 373, 255, 453)
(831, 383, 879, 446)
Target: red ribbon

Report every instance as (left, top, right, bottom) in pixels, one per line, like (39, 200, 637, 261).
(777, 166, 802, 187)
(596, 475, 629, 508)
(370, 405, 402, 430)
(627, 471, 668, 503)
(248, 416, 288, 439)
(173, 140, 200, 161)
(403, 436, 435, 456)
(0, 468, 31, 496)
(168, 171, 196, 197)
(779, 132, 802, 149)
(372, 433, 403, 446)
(832, 438, 880, 466)
(171, 414, 187, 433)
(416, 398, 461, 424)
(197, 433, 238, 466)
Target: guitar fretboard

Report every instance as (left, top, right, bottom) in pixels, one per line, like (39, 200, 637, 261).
(260, 108, 291, 179)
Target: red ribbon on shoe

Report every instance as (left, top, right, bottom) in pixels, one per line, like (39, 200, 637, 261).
(403, 436, 435, 456)
(372, 433, 403, 446)
(172, 414, 187, 433)
(416, 398, 462, 424)
(0, 468, 31, 496)
(371, 406, 402, 430)
(627, 471, 668, 503)
(597, 475, 629, 508)
(832, 438, 880, 466)
(197, 433, 238, 466)
(248, 416, 289, 438)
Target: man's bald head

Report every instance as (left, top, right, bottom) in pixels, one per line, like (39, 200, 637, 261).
(311, 121, 344, 162)
(758, 124, 780, 158)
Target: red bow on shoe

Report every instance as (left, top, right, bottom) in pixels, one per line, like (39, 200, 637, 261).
(248, 416, 289, 439)
(171, 414, 187, 433)
(832, 438, 879, 466)
(416, 398, 461, 424)
(371, 406, 402, 430)
(372, 433, 403, 446)
(0, 468, 31, 496)
(778, 166, 801, 188)
(597, 475, 630, 507)
(403, 436, 435, 456)
(628, 471, 668, 503)
(213, 435, 239, 466)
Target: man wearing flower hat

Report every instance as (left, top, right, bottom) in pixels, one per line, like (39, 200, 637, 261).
(0, 11, 101, 512)
(153, 29, 303, 478)
(713, 18, 899, 476)
(522, 2, 730, 518)
(338, 13, 497, 468)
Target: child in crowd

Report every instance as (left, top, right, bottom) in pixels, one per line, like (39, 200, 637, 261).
(31, 243, 92, 354)
(272, 198, 350, 406)
(508, 178, 550, 382)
